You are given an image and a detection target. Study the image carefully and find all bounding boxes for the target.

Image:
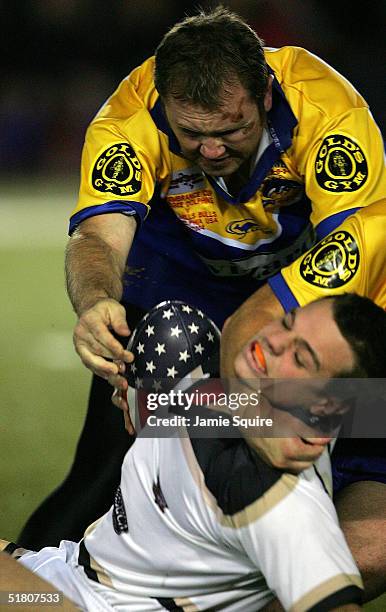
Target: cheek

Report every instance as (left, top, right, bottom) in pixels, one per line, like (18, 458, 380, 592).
(238, 130, 261, 153)
(179, 139, 200, 154)
(232, 353, 243, 376)
(271, 356, 295, 379)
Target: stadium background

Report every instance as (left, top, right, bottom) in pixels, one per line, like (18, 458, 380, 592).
(1, 1, 385, 608)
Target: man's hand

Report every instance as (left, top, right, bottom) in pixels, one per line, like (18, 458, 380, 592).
(247, 436, 330, 472)
(111, 386, 135, 435)
(73, 297, 134, 382)
(233, 387, 331, 472)
(110, 363, 135, 434)
(66, 213, 137, 385)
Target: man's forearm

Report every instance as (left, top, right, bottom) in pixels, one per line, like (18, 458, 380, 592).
(261, 597, 360, 611)
(66, 231, 124, 315)
(0, 552, 78, 610)
(65, 214, 136, 315)
(336, 481, 386, 602)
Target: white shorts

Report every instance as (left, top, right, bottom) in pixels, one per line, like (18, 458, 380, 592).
(19, 540, 113, 612)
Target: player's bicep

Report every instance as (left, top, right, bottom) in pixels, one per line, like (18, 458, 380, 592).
(303, 108, 385, 228)
(269, 204, 386, 311)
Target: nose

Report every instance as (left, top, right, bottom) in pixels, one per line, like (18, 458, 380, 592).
(200, 138, 226, 160)
(265, 329, 293, 356)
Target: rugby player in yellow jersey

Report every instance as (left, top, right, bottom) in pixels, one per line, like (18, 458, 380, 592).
(19, 7, 386, 584)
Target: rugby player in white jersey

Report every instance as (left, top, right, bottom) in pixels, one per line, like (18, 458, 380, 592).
(2, 293, 385, 611)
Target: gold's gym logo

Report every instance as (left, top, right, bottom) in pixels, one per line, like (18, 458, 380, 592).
(92, 143, 142, 195)
(315, 135, 368, 192)
(300, 231, 359, 288)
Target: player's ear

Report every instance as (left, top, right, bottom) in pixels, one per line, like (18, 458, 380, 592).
(310, 396, 350, 417)
(263, 75, 273, 112)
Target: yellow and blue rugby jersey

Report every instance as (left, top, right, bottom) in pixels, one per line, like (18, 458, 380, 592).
(70, 47, 386, 327)
(269, 199, 386, 312)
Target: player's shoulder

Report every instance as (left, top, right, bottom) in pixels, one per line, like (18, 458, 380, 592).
(354, 199, 386, 223)
(92, 56, 158, 122)
(126, 56, 157, 101)
(189, 431, 293, 515)
(265, 46, 367, 114)
(265, 45, 343, 83)
(340, 199, 386, 240)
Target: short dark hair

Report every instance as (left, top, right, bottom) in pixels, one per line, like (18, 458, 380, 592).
(329, 293, 386, 378)
(154, 5, 269, 111)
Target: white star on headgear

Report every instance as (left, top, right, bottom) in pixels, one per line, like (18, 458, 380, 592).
(130, 363, 137, 373)
(162, 308, 174, 320)
(194, 343, 204, 355)
(146, 360, 156, 373)
(155, 343, 166, 355)
(197, 310, 204, 318)
(188, 322, 199, 334)
(152, 380, 163, 391)
(137, 342, 145, 354)
(135, 377, 143, 389)
(207, 331, 214, 342)
(167, 366, 178, 378)
(181, 305, 192, 314)
(179, 350, 190, 363)
(170, 325, 182, 338)
(145, 325, 155, 337)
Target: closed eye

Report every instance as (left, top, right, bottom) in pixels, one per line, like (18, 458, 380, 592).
(282, 309, 295, 330)
(181, 129, 201, 138)
(294, 352, 305, 368)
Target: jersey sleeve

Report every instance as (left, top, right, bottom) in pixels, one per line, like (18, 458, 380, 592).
(69, 60, 170, 234)
(268, 200, 386, 311)
(295, 104, 386, 239)
(233, 474, 363, 611)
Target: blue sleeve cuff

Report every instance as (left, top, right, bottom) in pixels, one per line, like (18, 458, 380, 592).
(268, 273, 300, 312)
(68, 201, 148, 235)
(315, 207, 360, 240)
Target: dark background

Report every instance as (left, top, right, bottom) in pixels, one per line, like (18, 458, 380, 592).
(1, 0, 385, 179)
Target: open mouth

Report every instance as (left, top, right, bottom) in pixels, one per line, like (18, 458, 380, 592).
(250, 341, 267, 375)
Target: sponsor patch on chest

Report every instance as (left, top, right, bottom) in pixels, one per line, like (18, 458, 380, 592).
(168, 167, 206, 194)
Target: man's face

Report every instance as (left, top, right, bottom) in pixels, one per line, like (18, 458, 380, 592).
(233, 299, 354, 380)
(227, 299, 355, 437)
(164, 80, 272, 177)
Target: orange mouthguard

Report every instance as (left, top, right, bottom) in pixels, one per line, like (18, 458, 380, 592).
(254, 342, 266, 372)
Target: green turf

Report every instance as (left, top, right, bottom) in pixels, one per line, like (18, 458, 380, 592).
(0, 246, 89, 540)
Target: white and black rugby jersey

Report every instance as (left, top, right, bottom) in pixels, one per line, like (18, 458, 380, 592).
(68, 407, 363, 612)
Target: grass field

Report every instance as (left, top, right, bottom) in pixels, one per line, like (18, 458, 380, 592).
(0, 179, 89, 541)
(0, 179, 384, 610)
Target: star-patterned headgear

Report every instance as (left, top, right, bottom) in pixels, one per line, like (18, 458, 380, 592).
(125, 301, 221, 392)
